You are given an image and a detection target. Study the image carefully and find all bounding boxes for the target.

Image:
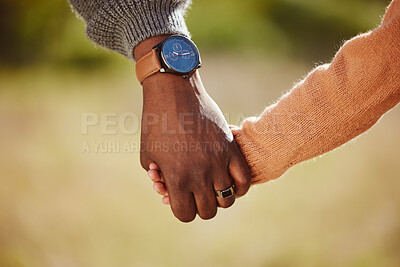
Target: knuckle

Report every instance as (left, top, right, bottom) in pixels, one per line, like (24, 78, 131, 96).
(199, 208, 217, 220)
(235, 176, 251, 189)
(191, 167, 207, 178)
(197, 175, 211, 188)
(199, 204, 217, 220)
(169, 176, 189, 190)
(234, 187, 246, 198)
(213, 177, 233, 190)
(177, 213, 196, 223)
(171, 202, 196, 223)
(219, 198, 235, 209)
(197, 199, 217, 220)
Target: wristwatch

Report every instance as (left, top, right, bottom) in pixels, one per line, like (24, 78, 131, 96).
(135, 35, 202, 84)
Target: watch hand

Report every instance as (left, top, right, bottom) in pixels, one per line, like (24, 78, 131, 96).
(175, 52, 190, 56)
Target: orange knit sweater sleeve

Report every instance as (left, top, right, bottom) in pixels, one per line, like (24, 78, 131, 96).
(233, 0, 400, 184)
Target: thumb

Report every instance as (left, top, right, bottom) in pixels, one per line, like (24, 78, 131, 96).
(229, 151, 251, 197)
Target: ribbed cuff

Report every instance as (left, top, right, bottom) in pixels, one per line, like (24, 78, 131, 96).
(85, 0, 191, 61)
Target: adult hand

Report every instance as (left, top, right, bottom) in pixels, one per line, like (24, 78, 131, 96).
(135, 36, 251, 222)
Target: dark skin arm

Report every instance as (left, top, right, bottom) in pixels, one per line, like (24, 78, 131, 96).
(134, 35, 251, 222)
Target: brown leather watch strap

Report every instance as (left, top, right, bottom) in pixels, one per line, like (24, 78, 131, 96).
(135, 49, 162, 84)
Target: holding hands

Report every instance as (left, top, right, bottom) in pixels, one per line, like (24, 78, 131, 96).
(69, 0, 400, 224)
(136, 36, 251, 222)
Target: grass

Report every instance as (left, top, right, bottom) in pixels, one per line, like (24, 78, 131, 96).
(0, 54, 399, 267)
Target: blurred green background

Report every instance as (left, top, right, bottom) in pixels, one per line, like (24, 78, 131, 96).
(1, 0, 400, 266)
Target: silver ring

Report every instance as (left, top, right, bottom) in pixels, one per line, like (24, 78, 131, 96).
(215, 185, 235, 199)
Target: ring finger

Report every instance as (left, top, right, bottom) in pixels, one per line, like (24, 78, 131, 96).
(213, 173, 235, 209)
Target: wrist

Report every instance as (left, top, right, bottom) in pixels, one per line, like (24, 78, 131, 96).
(142, 70, 203, 104)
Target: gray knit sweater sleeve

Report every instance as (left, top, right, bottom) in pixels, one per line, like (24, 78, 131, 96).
(68, 0, 192, 61)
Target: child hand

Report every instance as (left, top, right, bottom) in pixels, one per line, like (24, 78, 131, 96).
(147, 163, 170, 205)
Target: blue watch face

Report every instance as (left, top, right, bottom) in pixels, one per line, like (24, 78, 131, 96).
(161, 35, 200, 73)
